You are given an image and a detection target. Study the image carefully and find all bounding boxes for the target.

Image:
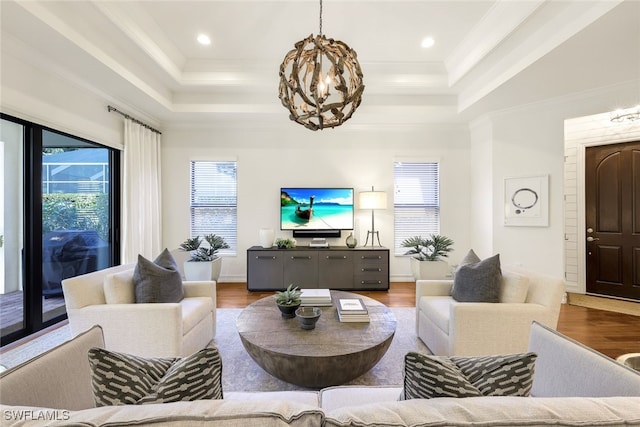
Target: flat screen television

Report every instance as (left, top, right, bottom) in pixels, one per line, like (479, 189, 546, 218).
(280, 188, 354, 238)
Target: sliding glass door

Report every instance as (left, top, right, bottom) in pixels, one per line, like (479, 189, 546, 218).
(0, 119, 25, 337)
(1, 115, 120, 345)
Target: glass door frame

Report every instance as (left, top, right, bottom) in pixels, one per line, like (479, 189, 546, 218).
(0, 113, 121, 346)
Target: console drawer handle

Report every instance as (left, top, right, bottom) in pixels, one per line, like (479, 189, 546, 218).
(362, 268, 382, 272)
(326, 256, 347, 259)
(361, 280, 382, 284)
(291, 256, 312, 260)
(361, 255, 382, 260)
(256, 256, 276, 260)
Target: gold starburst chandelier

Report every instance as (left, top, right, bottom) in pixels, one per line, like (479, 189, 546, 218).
(278, 0, 364, 131)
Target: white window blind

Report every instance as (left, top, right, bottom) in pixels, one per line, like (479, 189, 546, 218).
(190, 161, 237, 255)
(393, 161, 440, 256)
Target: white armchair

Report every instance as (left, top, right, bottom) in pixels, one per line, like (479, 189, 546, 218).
(416, 267, 565, 356)
(62, 263, 216, 358)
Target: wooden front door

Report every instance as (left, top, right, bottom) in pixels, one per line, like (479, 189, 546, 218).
(585, 141, 640, 301)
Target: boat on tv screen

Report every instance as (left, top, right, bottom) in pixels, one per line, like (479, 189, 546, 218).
(281, 188, 353, 230)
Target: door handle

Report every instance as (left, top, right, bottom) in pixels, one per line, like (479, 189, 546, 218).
(586, 236, 600, 242)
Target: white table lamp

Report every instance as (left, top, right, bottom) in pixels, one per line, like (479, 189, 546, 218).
(359, 186, 387, 247)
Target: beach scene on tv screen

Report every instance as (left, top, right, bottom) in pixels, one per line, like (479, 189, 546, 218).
(281, 188, 353, 230)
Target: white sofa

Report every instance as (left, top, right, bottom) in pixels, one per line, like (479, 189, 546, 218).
(62, 264, 216, 358)
(1, 322, 639, 426)
(416, 267, 565, 356)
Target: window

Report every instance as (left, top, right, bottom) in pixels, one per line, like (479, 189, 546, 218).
(190, 161, 237, 255)
(393, 161, 440, 255)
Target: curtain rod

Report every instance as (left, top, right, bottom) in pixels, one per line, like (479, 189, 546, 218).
(107, 105, 162, 135)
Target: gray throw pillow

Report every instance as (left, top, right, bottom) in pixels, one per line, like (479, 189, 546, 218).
(134, 248, 183, 303)
(88, 346, 223, 406)
(459, 248, 481, 267)
(451, 253, 502, 302)
(451, 249, 482, 294)
(401, 351, 537, 400)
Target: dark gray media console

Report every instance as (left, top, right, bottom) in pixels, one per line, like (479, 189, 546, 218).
(246, 246, 389, 291)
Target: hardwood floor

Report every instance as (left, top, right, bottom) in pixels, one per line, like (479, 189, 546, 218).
(217, 282, 640, 360)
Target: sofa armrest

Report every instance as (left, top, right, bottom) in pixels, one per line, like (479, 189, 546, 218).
(183, 280, 216, 299)
(529, 321, 640, 397)
(448, 302, 550, 356)
(416, 280, 453, 298)
(67, 304, 183, 358)
(416, 280, 454, 332)
(0, 325, 104, 410)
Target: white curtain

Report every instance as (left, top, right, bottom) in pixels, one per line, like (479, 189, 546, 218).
(122, 119, 162, 263)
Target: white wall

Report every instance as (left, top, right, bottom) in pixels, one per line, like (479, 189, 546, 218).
(472, 81, 640, 278)
(488, 106, 565, 275)
(5, 45, 636, 284)
(161, 124, 472, 282)
(469, 117, 494, 258)
(1, 50, 125, 150)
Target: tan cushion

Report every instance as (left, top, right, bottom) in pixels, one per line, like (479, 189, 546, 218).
(324, 396, 640, 427)
(419, 296, 451, 333)
(104, 269, 135, 304)
(500, 271, 529, 303)
(181, 297, 214, 334)
(56, 400, 325, 426)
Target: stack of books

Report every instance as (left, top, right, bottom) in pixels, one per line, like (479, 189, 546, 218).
(300, 289, 332, 306)
(337, 298, 370, 322)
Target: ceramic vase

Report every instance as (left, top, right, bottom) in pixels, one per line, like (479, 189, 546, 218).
(345, 232, 357, 248)
(259, 228, 275, 248)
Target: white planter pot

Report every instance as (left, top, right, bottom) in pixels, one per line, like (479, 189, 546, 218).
(183, 257, 223, 282)
(410, 258, 451, 281)
(259, 228, 275, 248)
(184, 261, 213, 281)
(210, 257, 222, 282)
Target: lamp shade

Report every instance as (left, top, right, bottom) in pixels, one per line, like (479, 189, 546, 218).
(359, 190, 387, 210)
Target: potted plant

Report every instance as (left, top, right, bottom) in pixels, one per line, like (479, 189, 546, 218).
(179, 234, 230, 281)
(275, 237, 296, 249)
(401, 234, 454, 280)
(275, 284, 302, 318)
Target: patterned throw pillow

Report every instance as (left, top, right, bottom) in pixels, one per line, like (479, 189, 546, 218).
(134, 248, 184, 303)
(401, 351, 537, 400)
(88, 347, 223, 406)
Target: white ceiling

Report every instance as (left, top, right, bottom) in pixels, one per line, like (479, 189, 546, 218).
(1, 0, 638, 129)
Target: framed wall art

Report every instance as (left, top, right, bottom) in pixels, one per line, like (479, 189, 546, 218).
(504, 174, 549, 227)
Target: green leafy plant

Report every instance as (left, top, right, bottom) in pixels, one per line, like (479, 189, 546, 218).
(41, 193, 109, 241)
(180, 234, 230, 262)
(275, 284, 302, 306)
(401, 234, 454, 261)
(275, 237, 296, 249)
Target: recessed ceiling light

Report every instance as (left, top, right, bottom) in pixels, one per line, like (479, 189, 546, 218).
(197, 34, 211, 46)
(421, 37, 435, 49)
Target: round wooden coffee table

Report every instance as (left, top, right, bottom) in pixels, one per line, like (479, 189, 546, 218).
(236, 290, 397, 388)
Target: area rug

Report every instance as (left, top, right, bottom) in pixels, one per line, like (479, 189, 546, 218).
(0, 308, 429, 391)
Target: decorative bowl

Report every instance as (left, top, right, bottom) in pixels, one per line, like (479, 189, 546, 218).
(277, 303, 300, 318)
(295, 307, 321, 330)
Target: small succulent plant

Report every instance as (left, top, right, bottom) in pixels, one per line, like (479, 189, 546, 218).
(275, 284, 302, 306)
(275, 237, 296, 249)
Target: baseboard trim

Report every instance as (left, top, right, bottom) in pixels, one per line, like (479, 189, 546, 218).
(567, 293, 640, 317)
